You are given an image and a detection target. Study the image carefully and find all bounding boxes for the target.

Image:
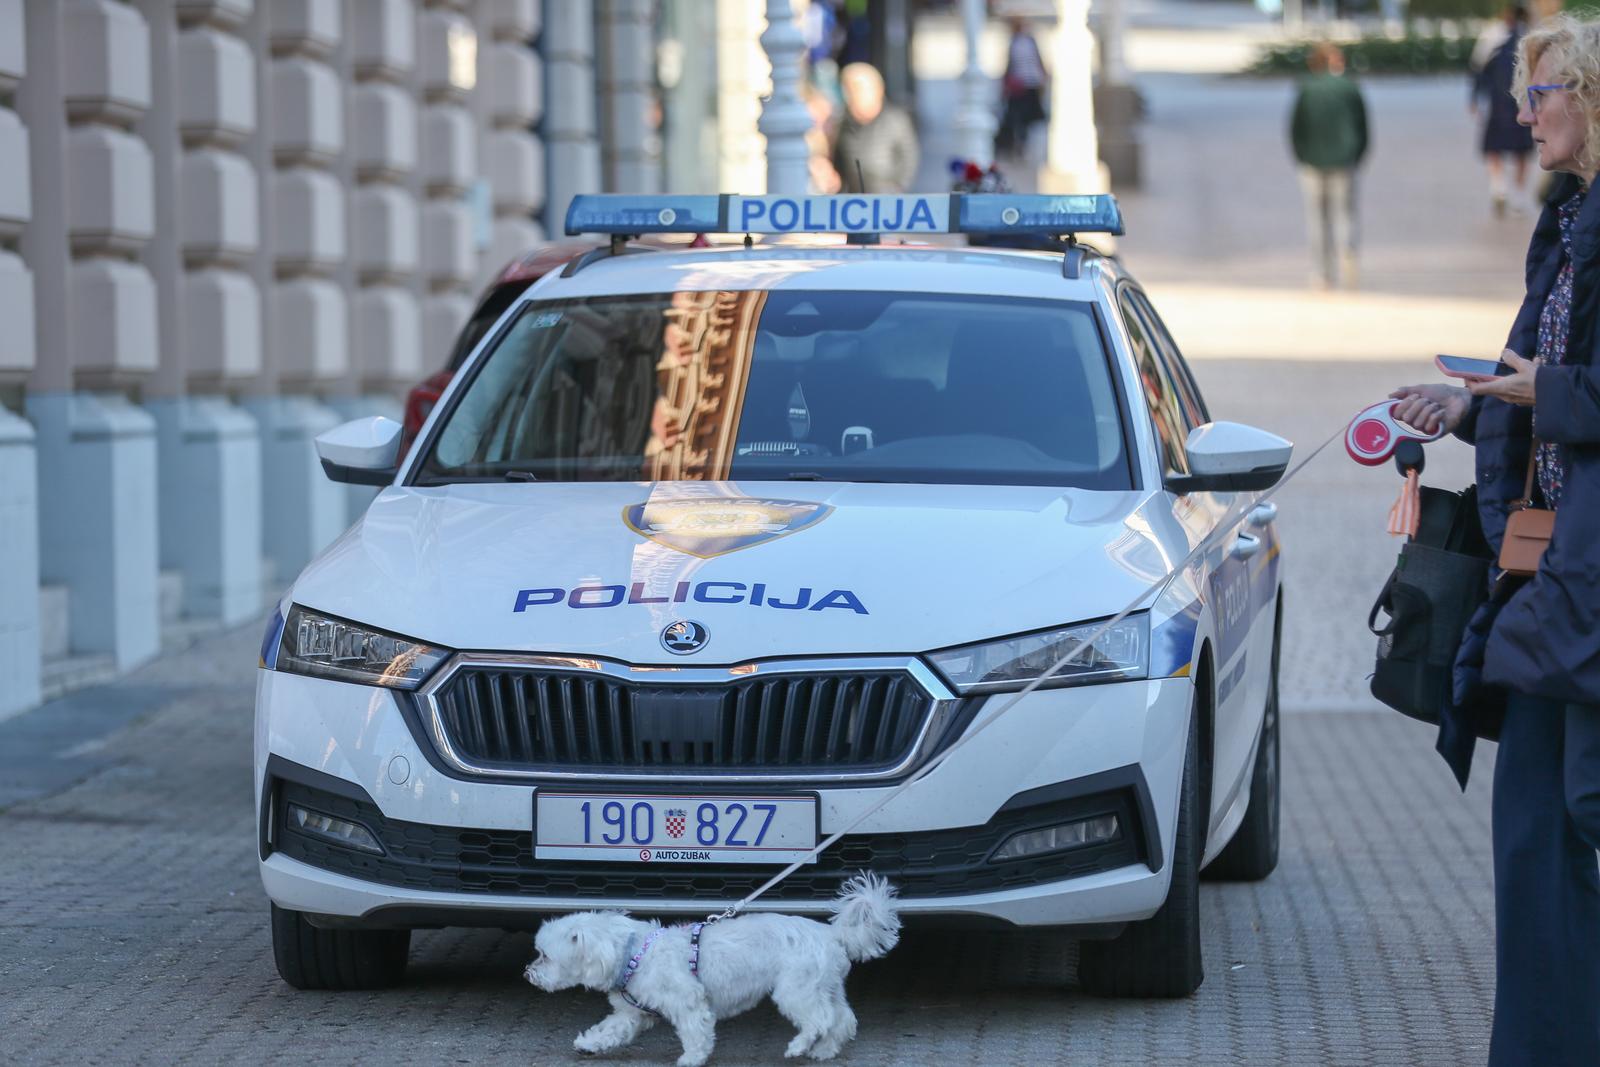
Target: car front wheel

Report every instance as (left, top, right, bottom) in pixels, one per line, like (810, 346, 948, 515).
(1077, 687, 1204, 998)
(271, 904, 410, 990)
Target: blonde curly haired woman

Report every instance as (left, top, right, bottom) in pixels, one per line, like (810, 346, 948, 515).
(1392, 13, 1600, 1065)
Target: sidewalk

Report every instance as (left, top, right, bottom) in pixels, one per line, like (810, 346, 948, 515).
(0, 618, 1496, 1065)
(912, 4, 1530, 361)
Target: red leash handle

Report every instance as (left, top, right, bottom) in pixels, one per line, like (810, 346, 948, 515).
(1344, 399, 1445, 467)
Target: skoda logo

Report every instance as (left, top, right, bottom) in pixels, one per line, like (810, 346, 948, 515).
(660, 620, 710, 655)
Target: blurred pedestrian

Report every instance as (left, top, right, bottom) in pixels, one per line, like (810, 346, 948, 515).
(1289, 42, 1369, 288)
(995, 16, 1048, 160)
(803, 82, 843, 194)
(804, 0, 843, 109)
(832, 63, 919, 194)
(1472, 4, 1536, 216)
(1390, 13, 1600, 1066)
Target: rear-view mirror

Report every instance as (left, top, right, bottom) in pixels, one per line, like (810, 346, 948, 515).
(1166, 421, 1292, 495)
(315, 416, 403, 486)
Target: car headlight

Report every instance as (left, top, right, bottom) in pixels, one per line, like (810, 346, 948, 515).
(927, 614, 1149, 694)
(275, 605, 449, 690)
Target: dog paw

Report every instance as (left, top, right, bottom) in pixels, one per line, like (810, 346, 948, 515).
(573, 1032, 605, 1055)
(674, 1055, 710, 1067)
(784, 1036, 813, 1058)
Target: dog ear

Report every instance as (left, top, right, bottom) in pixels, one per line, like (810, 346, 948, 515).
(567, 919, 619, 989)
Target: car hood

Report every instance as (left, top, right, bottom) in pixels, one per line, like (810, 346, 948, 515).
(290, 481, 1185, 664)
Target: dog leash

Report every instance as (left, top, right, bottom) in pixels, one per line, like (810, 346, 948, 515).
(698, 419, 1351, 926)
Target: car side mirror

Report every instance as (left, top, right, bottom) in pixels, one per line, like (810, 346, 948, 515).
(315, 416, 403, 486)
(1165, 421, 1293, 494)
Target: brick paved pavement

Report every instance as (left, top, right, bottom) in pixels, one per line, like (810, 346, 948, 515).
(0, 582, 1497, 1066)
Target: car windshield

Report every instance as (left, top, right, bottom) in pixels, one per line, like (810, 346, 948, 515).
(414, 289, 1131, 489)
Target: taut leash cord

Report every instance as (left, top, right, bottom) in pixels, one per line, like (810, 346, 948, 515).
(706, 421, 1348, 923)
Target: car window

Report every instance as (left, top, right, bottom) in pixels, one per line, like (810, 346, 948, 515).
(416, 290, 1133, 489)
(445, 281, 536, 372)
(1117, 291, 1189, 476)
(1127, 290, 1208, 426)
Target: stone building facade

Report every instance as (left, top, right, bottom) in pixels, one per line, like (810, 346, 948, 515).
(0, 0, 790, 717)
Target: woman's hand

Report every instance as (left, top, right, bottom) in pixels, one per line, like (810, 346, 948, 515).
(1469, 350, 1541, 406)
(1390, 383, 1473, 435)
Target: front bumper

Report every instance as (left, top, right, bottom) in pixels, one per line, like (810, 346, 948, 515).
(255, 667, 1192, 927)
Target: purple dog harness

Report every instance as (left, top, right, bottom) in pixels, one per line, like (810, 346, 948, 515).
(614, 921, 705, 1016)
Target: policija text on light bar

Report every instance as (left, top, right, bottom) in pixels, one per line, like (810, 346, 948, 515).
(563, 194, 1125, 239)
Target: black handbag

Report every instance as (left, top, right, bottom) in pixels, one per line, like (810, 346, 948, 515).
(1368, 483, 1493, 728)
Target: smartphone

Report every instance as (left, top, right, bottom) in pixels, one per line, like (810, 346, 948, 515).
(1435, 354, 1502, 381)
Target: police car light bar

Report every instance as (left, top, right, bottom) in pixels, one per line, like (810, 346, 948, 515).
(564, 193, 1124, 239)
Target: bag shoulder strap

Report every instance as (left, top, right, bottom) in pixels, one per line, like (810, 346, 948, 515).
(1514, 438, 1539, 509)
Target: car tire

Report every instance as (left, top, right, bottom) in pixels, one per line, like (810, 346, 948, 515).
(271, 904, 410, 990)
(1077, 688, 1204, 998)
(1205, 614, 1282, 882)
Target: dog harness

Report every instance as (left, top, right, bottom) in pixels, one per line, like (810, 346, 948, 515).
(614, 922, 705, 1016)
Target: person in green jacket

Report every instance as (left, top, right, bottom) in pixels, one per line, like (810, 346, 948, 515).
(1291, 43, 1370, 288)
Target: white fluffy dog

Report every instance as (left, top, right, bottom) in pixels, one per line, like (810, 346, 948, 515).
(524, 874, 900, 1066)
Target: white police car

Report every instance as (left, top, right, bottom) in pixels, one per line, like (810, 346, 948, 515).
(256, 193, 1291, 998)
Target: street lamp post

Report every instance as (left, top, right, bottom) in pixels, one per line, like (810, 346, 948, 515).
(952, 0, 995, 167)
(759, 0, 811, 195)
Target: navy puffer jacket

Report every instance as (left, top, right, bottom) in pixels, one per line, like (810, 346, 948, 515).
(1439, 174, 1600, 787)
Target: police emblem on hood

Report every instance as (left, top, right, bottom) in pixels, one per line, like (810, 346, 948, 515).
(622, 498, 834, 558)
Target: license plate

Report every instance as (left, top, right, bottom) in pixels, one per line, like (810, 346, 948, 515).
(534, 792, 818, 864)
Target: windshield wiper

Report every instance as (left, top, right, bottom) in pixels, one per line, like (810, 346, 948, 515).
(784, 472, 885, 483)
(504, 470, 540, 482)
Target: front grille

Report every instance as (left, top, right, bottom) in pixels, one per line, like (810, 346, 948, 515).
(429, 667, 938, 773)
(273, 780, 1145, 902)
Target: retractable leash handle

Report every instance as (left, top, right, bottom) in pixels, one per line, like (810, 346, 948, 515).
(1344, 400, 1443, 537)
(1345, 399, 1445, 467)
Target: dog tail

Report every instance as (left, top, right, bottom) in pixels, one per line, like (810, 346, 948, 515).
(829, 872, 901, 962)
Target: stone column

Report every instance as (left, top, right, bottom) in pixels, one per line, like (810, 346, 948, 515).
(241, 0, 350, 584)
(333, 0, 421, 520)
(758, 0, 807, 196)
(715, 0, 765, 195)
(1038, 0, 1107, 197)
(540, 0, 600, 232)
(0, 0, 40, 714)
(597, 0, 658, 194)
(417, 2, 477, 378)
(477, 0, 544, 286)
(22, 0, 161, 673)
(1093, 0, 1142, 188)
(141, 0, 265, 626)
(952, 0, 994, 167)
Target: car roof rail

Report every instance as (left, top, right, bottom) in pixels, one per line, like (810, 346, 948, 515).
(560, 235, 663, 278)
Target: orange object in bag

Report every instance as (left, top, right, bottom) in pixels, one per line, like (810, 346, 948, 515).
(1388, 469, 1421, 537)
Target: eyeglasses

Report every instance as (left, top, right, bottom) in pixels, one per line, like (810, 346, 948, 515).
(1527, 84, 1568, 114)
